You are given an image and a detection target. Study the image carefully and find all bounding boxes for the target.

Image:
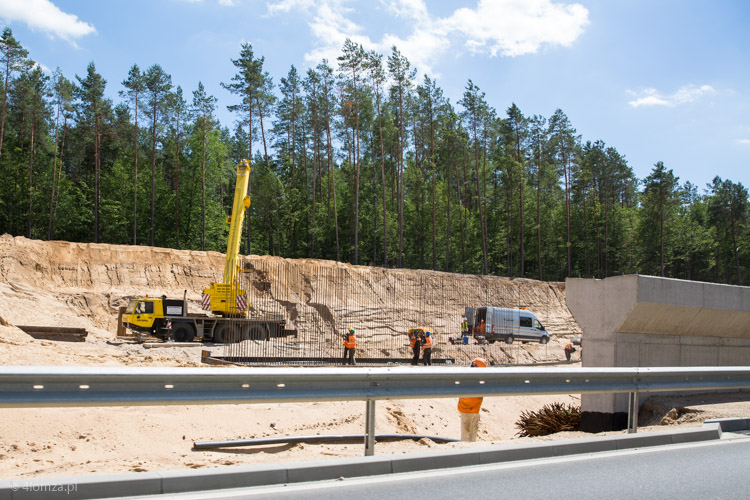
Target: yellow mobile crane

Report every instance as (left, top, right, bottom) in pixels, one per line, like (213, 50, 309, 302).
(121, 160, 296, 343)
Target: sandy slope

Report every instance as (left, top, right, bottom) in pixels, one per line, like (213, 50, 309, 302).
(0, 235, 747, 480)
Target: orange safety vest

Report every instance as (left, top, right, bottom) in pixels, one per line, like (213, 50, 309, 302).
(409, 333, 416, 349)
(457, 396, 483, 414)
(344, 334, 356, 349)
(422, 336, 433, 349)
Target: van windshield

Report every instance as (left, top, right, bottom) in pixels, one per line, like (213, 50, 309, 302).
(534, 319, 545, 330)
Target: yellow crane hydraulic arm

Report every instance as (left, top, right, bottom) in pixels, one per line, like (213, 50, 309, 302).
(202, 160, 252, 317)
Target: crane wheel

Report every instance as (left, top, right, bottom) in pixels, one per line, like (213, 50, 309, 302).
(172, 323, 196, 343)
(212, 323, 229, 343)
(213, 322, 246, 343)
(248, 324, 270, 341)
(505, 335, 514, 345)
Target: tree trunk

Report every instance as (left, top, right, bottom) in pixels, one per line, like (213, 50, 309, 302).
(48, 97, 61, 240)
(201, 114, 207, 251)
(472, 118, 487, 275)
(257, 99, 270, 170)
(729, 199, 741, 284)
(150, 103, 157, 247)
(0, 62, 10, 158)
(352, 68, 360, 266)
(659, 183, 665, 277)
(398, 87, 404, 267)
(133, 90, 139, 245)
(537, 151, 542, 280)
(95, 112, 101, 243)
(325, 98, 339, 261)
(565, 154, 572, 277)
(52, 118, 67, 235)
(27, 103, 35, 238)
(376, 88, 387, 266)
(310, 107, 319, 257)
(245, 105, 253, 255)
(174, 121, 181, 246)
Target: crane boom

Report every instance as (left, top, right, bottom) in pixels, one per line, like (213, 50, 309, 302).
(223, 159, 251, 285)
(203, 159, 252, 317)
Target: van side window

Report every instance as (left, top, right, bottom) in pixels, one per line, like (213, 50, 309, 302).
(520, 316, 532, 328)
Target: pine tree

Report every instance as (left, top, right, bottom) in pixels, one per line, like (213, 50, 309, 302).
(0, 27, 28, 158)
(549, 109, 579, 277)
(120, 64, 145, 244)
(459, 80, 490, 275)
(48, 69, 74, 240)
(142, 64, 172, 246)
(387, 46, 415, 267)
(640, 162, 681, 276)
(338, 39, 367, 265)
(76, 62, 109, 243)
(192, 82, 217, 251)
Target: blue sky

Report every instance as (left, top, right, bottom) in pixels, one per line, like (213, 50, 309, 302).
(1, 0, 748, 189)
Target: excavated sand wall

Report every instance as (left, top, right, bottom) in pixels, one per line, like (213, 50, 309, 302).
(0, 235, 580, 364)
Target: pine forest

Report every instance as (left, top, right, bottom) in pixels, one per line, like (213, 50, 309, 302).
(0, 28, 747, 285)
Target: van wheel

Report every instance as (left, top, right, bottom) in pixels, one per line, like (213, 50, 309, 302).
(540, 336, 549, 345)
(172, 323, 195, 343)
(505, 335, 514, 345)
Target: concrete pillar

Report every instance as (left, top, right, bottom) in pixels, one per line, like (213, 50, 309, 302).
(566, 275, 750, 432)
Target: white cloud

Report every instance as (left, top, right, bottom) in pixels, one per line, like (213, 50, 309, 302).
(0, 0, 95, 43)
(266, 0, 315, 15)
(265, 0, 589, 76)
(439, 0, 589, 57)
(383, 0, 429, 21)
(737, 139, 750, 145)
(627, 84, 716, 108)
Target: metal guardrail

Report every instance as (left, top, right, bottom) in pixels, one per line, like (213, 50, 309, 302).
(2, 365, 749, 454)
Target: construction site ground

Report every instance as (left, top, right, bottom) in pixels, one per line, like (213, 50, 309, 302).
(1, 235, 749, 479)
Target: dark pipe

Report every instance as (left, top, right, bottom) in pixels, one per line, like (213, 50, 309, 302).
(193, 433, 459, 450)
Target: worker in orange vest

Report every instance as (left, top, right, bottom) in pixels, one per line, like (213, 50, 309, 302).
(564, 342, 577, 362)
(422, 331, 433, 366)
(343, 328, 357, 365)
(458, 357, 487, 441)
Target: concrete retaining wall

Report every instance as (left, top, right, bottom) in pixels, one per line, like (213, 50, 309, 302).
(566, 275, 750, 432)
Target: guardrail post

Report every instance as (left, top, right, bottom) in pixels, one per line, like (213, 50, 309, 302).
(365, 399, 376, 456)
(627, 391, 639, 433)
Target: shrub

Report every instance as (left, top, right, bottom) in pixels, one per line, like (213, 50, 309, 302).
(515, 402, 581, 437)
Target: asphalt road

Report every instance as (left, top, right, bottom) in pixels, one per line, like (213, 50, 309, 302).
(167, 438, 750, 500)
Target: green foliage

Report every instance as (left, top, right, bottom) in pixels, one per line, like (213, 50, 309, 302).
(0, 28, 747, 287)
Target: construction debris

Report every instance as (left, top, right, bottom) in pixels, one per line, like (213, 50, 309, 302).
(16, 326, 88, 343)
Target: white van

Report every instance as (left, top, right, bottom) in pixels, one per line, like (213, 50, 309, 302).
(465, 306, 550, 345)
